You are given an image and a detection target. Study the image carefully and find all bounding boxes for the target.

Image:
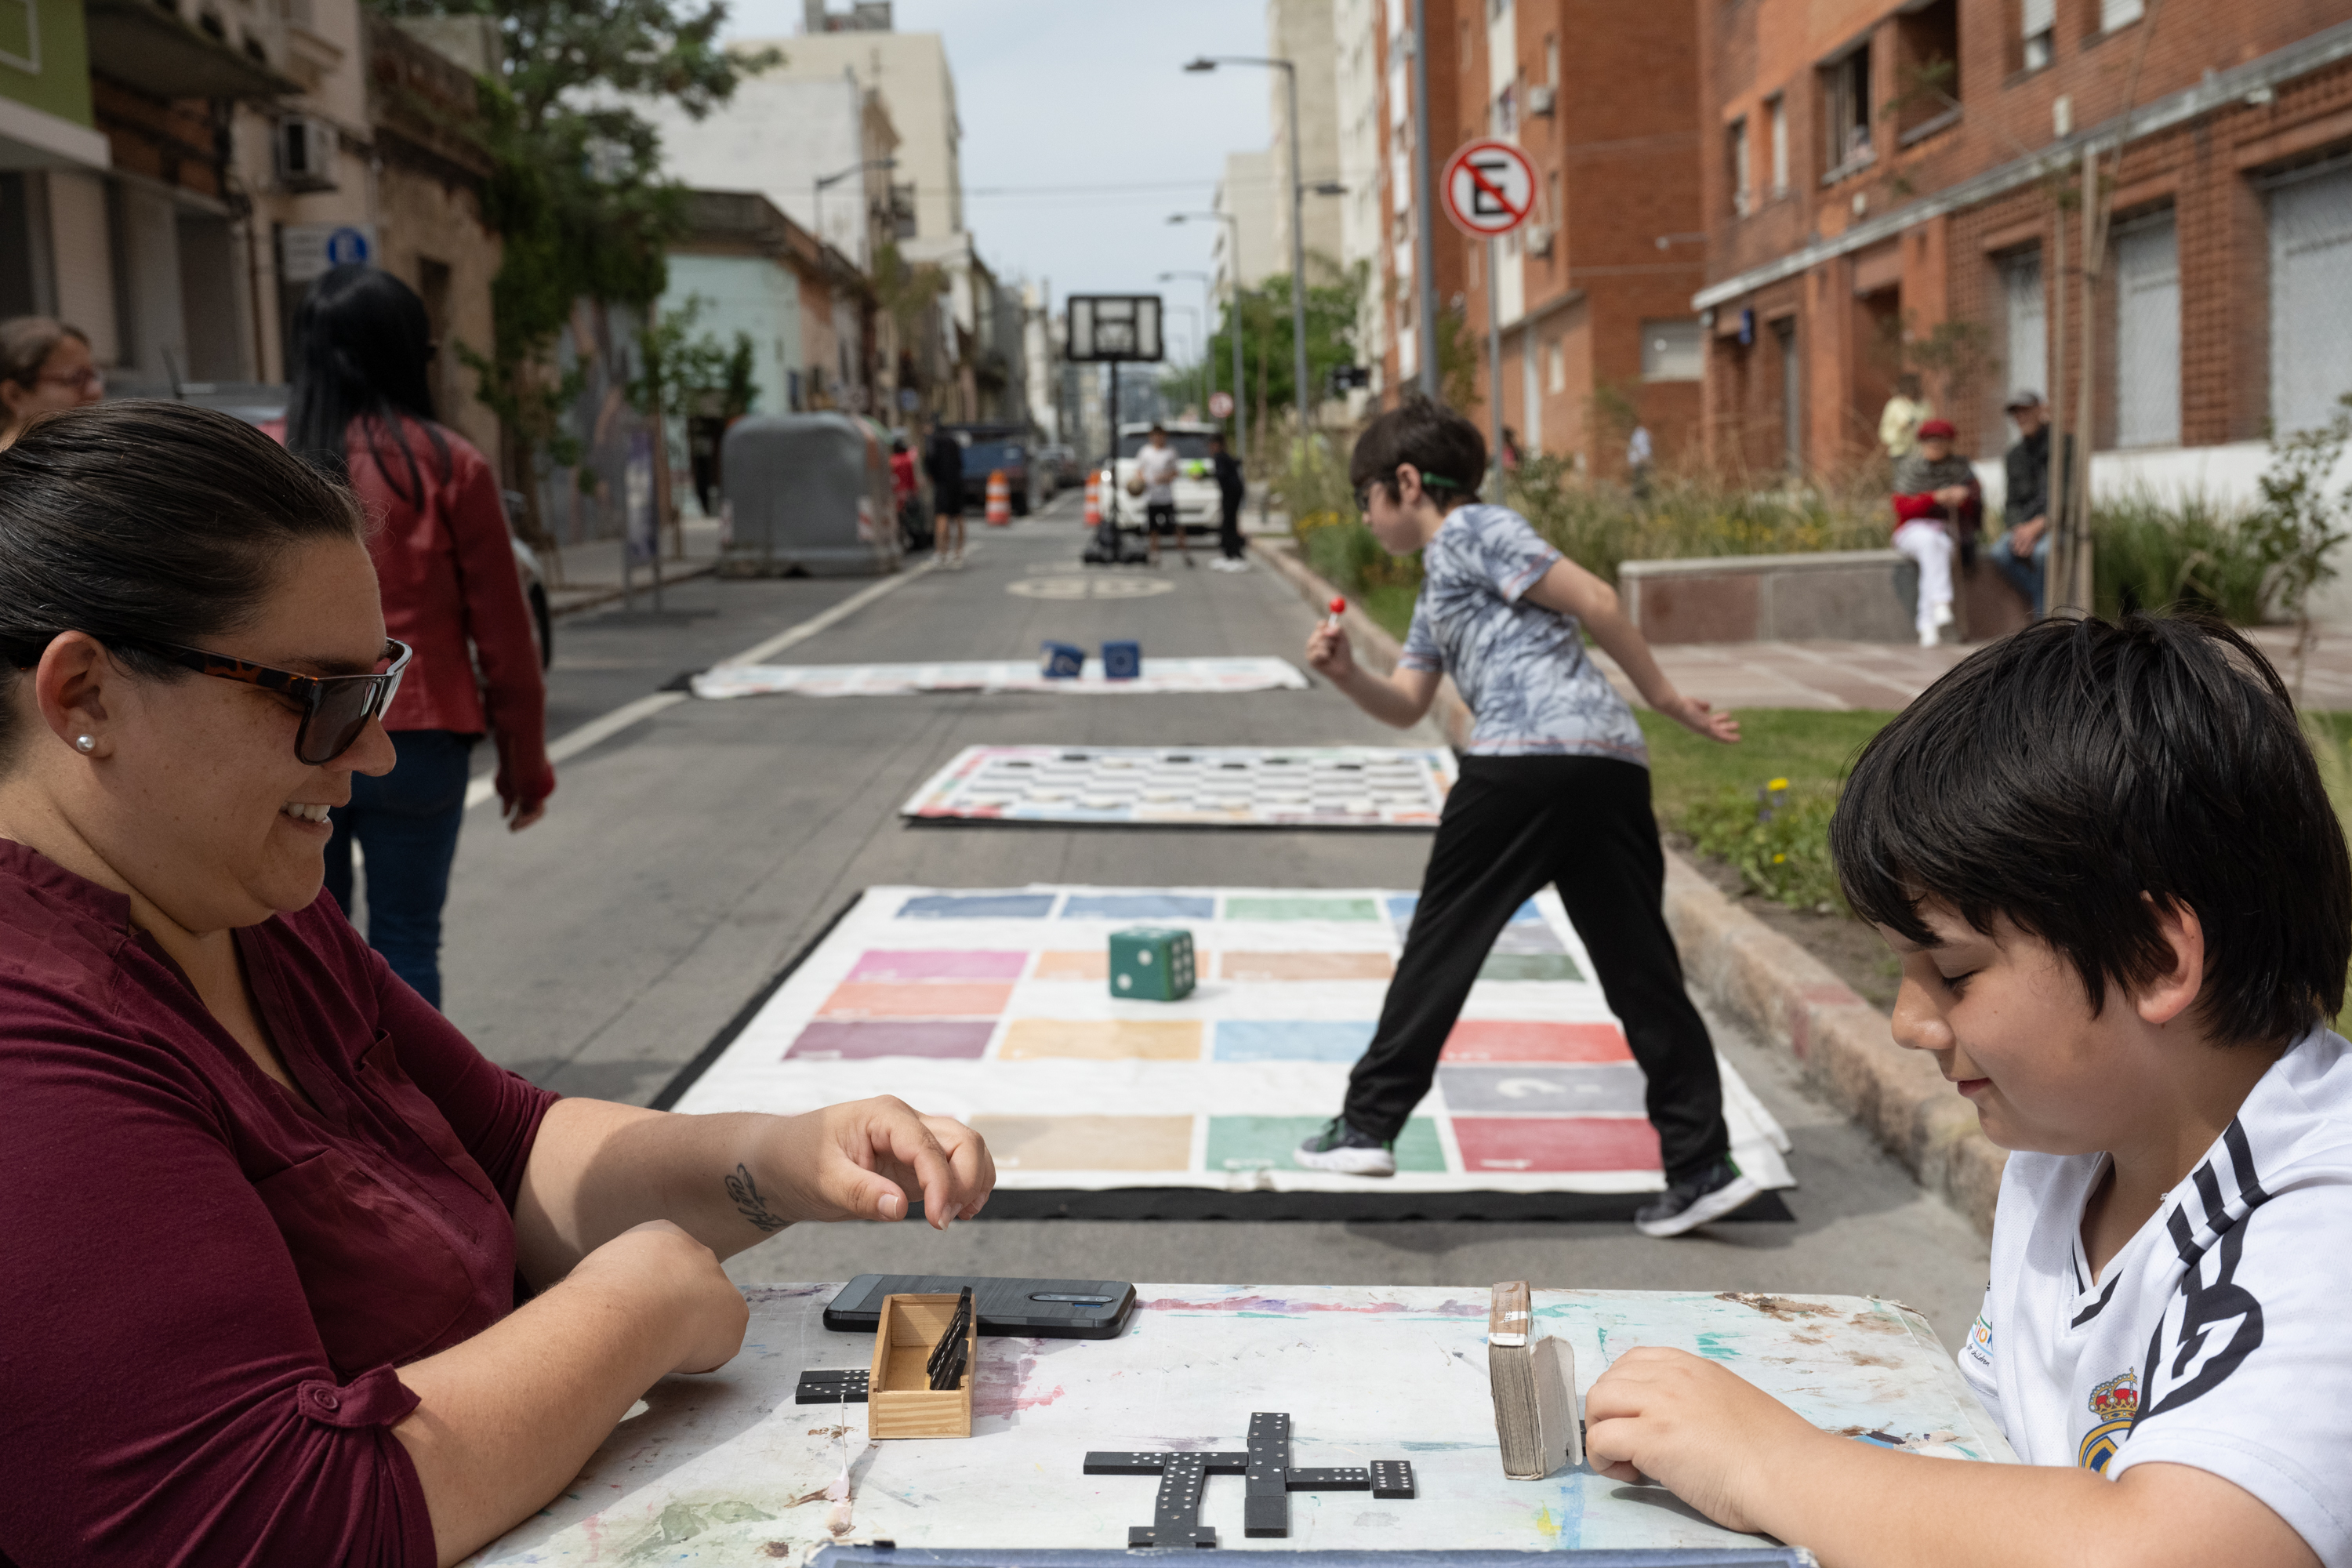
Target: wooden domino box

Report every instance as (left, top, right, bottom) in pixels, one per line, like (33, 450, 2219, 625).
(866, 1293, 976, 1439)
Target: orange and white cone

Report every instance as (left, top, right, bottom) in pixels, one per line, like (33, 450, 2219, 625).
(1083, 471, 1101, 528)
(985, 469, 1011, 527)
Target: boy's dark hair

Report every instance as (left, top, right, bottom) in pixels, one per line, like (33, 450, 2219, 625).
(1350, 399, 1486, 510)
(1832, 614, 2352, 1047)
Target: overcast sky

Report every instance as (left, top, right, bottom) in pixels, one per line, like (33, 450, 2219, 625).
(718, 0, 1275, 365)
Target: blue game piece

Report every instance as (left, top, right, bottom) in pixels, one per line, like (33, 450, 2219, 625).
(1040, 641, 1085, 678)
(1102, 639, 1142, 680)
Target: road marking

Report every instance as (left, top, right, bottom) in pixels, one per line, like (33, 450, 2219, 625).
(1004, 575, 1174, 600)
(464, 557, 942, 809)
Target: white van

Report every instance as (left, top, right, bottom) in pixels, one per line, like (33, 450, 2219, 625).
(1103, 421, 1221, 534)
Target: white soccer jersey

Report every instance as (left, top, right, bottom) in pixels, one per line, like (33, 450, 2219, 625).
(1959, 1027, 2352, 1566)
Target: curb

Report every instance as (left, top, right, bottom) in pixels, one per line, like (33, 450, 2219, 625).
(1252, 533, 2008, 1235)
(548, 561, 721, 619)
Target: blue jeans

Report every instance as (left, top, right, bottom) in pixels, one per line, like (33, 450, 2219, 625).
(323, 730, 477, 1010)
(1995, 529, 2051, 615)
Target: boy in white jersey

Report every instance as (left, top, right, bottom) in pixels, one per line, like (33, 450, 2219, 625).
(1582, 615, 2352, 1568)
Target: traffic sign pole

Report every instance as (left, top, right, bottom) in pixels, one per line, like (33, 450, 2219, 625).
(1439, 138, 1537, 496)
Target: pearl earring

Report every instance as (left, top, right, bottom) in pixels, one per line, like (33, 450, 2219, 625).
(74, 735, 96, 753)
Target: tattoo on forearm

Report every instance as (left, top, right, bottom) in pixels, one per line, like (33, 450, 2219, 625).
(725, 1163, 789, 1232)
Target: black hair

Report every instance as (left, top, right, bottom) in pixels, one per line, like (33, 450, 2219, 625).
(1349, 398, 1486, 510)
(1209, 431, 1227, 446)
(284, 264, 449, 508)
(0, 401, 364, 771)
(1831, 614, 2352, 1047)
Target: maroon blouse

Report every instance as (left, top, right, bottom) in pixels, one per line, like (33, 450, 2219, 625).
(0, 840, 557, 1566)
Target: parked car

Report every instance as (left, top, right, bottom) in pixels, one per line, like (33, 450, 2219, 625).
(1105, 420, 1220, 535)
(1038, 442, 1085, 492)
(941, 422, 1037, 515)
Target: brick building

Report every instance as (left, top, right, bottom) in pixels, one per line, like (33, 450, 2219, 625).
(1365, 0, 1704, 476)
(1694, 0, 2352, 496)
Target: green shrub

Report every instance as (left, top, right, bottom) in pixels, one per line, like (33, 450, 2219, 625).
(1681, 777, 1846, 912)
(1504, 456, 1888, 586)
(2089, 488, 2267, 623)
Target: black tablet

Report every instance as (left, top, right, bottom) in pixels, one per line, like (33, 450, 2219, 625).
(821, 1275, 1137, 1339)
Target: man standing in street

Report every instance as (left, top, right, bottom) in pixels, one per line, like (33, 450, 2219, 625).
(924, 419, 967, 568)
(1210, 430, 1247, 572)
(1138, 423, 1192, 569)
(1996, 390, 2052, 616)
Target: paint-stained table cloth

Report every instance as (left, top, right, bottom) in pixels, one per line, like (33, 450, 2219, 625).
(467, 1283, 2010, 1566)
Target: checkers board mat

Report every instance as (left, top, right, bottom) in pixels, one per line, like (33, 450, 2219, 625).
(690, 657, 1308, 700)
(902, 746, 1456, 828)
(669, 885, 1795, 1202)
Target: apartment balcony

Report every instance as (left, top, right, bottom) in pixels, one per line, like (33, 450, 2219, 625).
(82, 0, 297, 99)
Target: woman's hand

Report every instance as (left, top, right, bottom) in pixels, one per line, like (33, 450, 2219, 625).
(1583, 1346, 1822, 1535)
(1306, 621, 1356, 680)
(568, 1219, 748, 1374)
(1664, 694, 1740, 744)
(505, 795, 547, 832)
(758, 1098, 996, 1229)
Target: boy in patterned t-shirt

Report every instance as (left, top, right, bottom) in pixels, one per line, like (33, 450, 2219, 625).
(1576, 615, 2352, 1567)
(1295, 401, 1754, 1236)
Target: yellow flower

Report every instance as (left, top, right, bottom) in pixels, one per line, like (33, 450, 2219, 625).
(1773, 853, 1787, 863)
(1766, 776, 1790, 791)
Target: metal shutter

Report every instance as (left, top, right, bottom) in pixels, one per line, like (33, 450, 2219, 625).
(2114, 214, 2180, 449)
(2269, 162, 2352, 436)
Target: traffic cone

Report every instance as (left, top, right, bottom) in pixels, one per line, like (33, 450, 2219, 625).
(985, 469, 1011, 527)
(1083, 471, 1101, 528)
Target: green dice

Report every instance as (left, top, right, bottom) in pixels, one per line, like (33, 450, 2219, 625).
(1109, 927, 1196, 1001)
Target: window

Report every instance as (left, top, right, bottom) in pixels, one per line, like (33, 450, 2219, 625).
(1893, 0, 1959, 141)
(1729, 117, 1751, 216)
(1547, 337, 1566, 393)
(2112, 212, 2180, 448)
(1544, 34, 1558, 85)
(1641, 319, 1704, 381)
(1768, 95, 1788, 195)
(2100, 0, 2144, 30)
(1822, 45, 1874, 176)
(2268, 162, 2352, 434)
(2001, 249, 2046, 403)
(2022, 0, 2054, 71)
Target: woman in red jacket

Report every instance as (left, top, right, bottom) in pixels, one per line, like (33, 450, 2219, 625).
(281, 266, 554, 1008)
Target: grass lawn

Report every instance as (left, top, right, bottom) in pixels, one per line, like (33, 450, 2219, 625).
(1360, 584, 1417, 641)
(1635, 709, 1895, 829)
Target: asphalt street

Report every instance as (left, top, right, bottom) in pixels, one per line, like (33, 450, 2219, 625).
(429, 490, 1989, 1346)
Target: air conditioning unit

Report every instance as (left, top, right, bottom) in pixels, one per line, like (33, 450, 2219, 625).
(276, 115, 338, 193)
(1524, 224, 1555, 256)
(1526, 84, 1557, 116)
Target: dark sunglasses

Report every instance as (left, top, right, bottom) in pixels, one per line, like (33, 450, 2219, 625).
(114, 636, 412, 764)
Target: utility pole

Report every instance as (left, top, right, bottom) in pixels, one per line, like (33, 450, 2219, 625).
(1411, 0, 1440, 402)
(1166, 212, 1249, 466)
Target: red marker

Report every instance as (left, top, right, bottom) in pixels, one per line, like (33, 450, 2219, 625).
(1324, 596, 1346, 633)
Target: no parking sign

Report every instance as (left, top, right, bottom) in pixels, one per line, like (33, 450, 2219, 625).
(1439, 139, 1537, 238)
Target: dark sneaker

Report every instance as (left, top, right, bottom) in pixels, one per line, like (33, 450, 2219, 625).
(1634, 1159, 1762, 1237)
(1294, 1117, 1397, 1177)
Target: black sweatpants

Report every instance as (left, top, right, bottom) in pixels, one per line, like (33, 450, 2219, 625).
(1342, 753, 1731, 1185)
(1218, 497, 1244, 559)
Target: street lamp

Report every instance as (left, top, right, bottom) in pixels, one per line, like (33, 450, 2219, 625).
(814, 157, 898, 265)
(1168, 211, 1247, 466)
(1159, 269, 1215, 427)
(1184, 55, 1310, 441)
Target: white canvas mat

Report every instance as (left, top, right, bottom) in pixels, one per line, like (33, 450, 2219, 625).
(902, 745, 1456, 828)
(691, 657, 1309, 700)
(673, 884, 1796, 1196)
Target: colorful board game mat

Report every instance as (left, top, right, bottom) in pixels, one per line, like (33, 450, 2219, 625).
(672, 885, 1795, 1196)
(691, 657, 1309, 701)
(901, 746, 1457, 829)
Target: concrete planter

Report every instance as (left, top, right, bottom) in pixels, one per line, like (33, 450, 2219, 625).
(1621, 549, 2031, 645)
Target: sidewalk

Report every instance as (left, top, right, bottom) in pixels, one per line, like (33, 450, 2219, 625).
(1589, 626, 2352, 711)
(537, 517, 725, 617)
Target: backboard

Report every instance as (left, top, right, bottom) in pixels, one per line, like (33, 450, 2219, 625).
(1066, 296, 1164, 363)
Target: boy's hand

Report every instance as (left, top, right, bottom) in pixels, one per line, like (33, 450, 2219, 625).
(1306, 622, 1356, 680)
(1665, 695, 1740, 744)
(1584, 1347, 1824, 1535)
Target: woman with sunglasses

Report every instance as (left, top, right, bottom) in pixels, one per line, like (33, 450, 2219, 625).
(278, 264, 553, 1009)
(0, 316, 105, 447)
(0, 402, 996, 1564)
